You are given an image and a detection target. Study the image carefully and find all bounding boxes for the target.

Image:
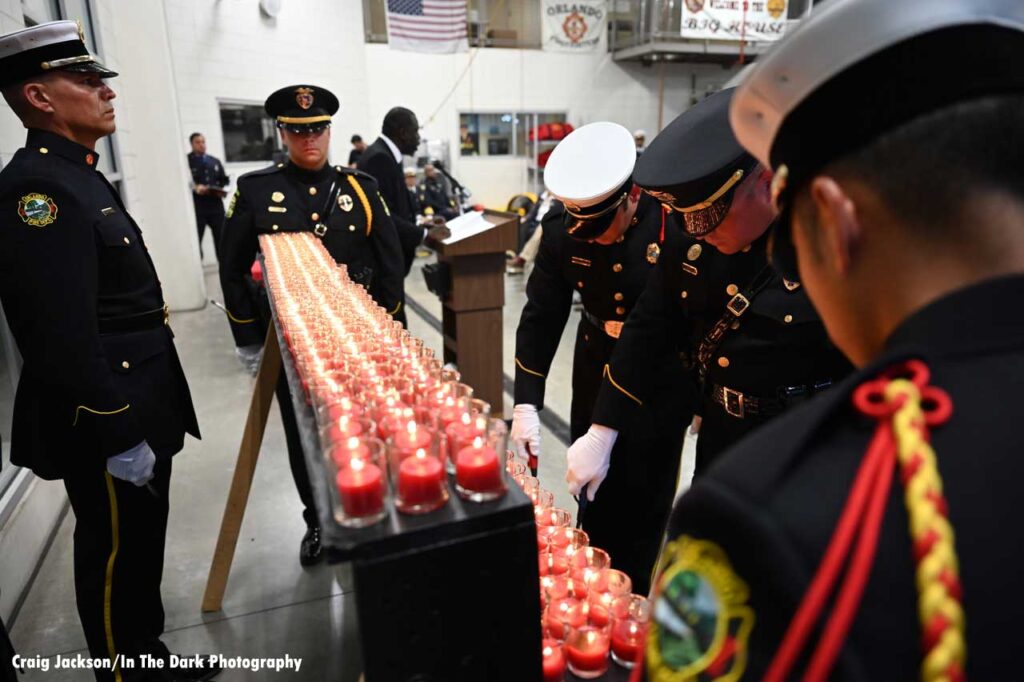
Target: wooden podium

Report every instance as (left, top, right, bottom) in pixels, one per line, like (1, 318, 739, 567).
(426, 209, 518, 417)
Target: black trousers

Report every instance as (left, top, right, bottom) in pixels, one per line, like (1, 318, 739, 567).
(570, 321, 689, 596)
(63, 458, 173, 682)
(275, 368, 318, 528)
(194, 200, 225, 261)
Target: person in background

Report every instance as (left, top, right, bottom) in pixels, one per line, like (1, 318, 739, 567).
(358, 107, 446, 273)
(459, 122, 478, 155)
(0, 20, 213, 682)
(219, 84, 405, 566)
(348, 133, 366, 167)
(643, 0, 1024, 678)
(633, 128, 646, 154)
(511, 122, 690, 594)
(187, 131, 229, 262)
(404, 167, 421, 216)
(417, 163, 457, 220)
(507, 190, 559, 275)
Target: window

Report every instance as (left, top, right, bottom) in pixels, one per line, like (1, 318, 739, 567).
(219, 102, 281, 163)
(459, 112, 567, 158)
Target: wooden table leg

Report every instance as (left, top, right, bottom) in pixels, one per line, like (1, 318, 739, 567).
(201, 326, 282, 612)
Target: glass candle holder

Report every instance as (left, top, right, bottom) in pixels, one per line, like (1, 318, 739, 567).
(388, 438, 448, 515)
(540, 527, 589, 555)
(319, 415, 375, 451)
(506, 459, 528, 478)
(536, 507, 573, 529)
(542, 574, 589, 604)
(538, 548, 571, 577)
(565, 621, 611, 679)
(443, 404, 489, 475)
(609, 595, 651, 669)
(332, 438, 388, 528)
(587, 569, 634, 617)
(544, 597, 587, 641)
(454, 418, 507, 502)
(571, 547, 612, 587)
(388, 416, 439, 461)
(531, 488, 555, 511)
(541, 638, 566, 682)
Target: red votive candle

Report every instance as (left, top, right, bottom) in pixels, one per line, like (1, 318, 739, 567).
(335, 459, 384, 517)
(544, 598, 586, 640)
(566, 626, 611, 678)
(455, 442, 502, 492)
(330, 437, 371, 468)
(542, 639, 566, 682)
(611, 619, 645, 667)
(327, 416, 364, 444)
(445, 413, 485, 458)
(539, 551, 570, 577)
(397, 451, 445, 511)
(392, 421, 433, 459)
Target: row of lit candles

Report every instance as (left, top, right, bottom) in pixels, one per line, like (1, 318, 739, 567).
(260, 234, 510, 527)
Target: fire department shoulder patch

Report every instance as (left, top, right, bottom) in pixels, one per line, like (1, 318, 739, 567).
(18, 193, 58, 227)
(647, 536, 755, 682)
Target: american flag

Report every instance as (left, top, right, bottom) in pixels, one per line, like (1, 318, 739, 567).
(386, 0, 469, 54)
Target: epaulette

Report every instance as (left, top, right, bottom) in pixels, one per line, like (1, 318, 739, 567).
(334, 165, 378, 185)
(238, 163, 285, 183)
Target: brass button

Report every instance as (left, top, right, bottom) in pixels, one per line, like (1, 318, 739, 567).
(614, 293, 624, 301)
(784, 314, 794, 324)
(121, 361, 130, 369)
(687, 244, 702, 261)
(309, 187, 318, 195)
(122, 237, 130, 245)
(311, 212, 320, 221)
(717, 357, 730, 368)
(272, 224, 279, 231)
(39, 147, 48, 154)
(277, 163, 284, 168)
(349, 225, 356, 232)
(612, 263, 623, 273)
(742, 244, 752, 253)
(680, 291, 688, 299)
(726, 284, 739, 296)
(577, 281, 584, 288)
(615, 306, 626, 315)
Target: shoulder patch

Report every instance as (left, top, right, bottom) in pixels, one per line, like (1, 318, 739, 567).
(226, 190, 239, 219)
(18, 193, 58, 227)
(647, 536, 755, 682)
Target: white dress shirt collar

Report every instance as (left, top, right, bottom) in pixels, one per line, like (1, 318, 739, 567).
(381, 134, 403, 164)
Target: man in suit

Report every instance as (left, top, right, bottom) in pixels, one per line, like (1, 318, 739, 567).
(358, 107, 436, 274)
(0, 20, 213, 682)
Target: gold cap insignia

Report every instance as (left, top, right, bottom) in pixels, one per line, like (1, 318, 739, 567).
(295, 87, 314, 110)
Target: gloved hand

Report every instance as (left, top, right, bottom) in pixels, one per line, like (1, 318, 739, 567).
(510, 403, 542, 468)
(566, 424, 618, 501)
(106, 441, 156, 486)
(236, 344, 263, 376)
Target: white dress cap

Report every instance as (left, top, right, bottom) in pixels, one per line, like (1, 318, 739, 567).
(544, 122, 636, 208)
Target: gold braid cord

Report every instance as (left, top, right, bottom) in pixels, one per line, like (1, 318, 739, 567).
(885, 378, 966, 682)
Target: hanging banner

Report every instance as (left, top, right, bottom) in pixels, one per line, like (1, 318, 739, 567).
(542, 1, 607, 52)
(680, 0, 789, 42)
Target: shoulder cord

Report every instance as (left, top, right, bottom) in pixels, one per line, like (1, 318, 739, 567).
(764, 359, 965, 682)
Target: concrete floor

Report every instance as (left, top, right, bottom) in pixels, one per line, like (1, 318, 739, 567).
(9, 253, 695, 681)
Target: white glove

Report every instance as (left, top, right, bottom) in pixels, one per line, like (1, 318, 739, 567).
(510, 403, 541, 464)
(236, 343, 263, 376)
(106, 441, 156, 486)
(566, 425, 618, 501)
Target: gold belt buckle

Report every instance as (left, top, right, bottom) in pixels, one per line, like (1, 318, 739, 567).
(726, 293, 750, 317)
(723, 387, 745, 419)
(313, 222, 328, 237)
(162, 304, 170, 326)
(604, 321, 623, 339)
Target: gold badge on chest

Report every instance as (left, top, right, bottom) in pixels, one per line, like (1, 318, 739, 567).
(646, 242, 661, 265)
(687, 243, 703, 261)
(338, 194, 354, 212)
(271, 191, 285, 203)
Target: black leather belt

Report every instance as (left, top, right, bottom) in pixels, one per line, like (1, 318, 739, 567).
(711, 380, 833, 419)
(98, 305, 169, 334)
(581, 309, 624, 339)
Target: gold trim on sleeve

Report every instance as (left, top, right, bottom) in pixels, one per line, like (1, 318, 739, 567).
(73, 403, 130, 427)
(515, 358, 546, 379)
(603, 364, 642, 406)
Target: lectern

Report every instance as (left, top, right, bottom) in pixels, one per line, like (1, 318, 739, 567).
(426, 209, 519, 417)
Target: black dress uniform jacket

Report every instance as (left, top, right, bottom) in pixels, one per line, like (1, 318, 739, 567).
(645, 275, 1024, 681)
(357, 137, 422, 274)
(187, 151, 228, 210)
(593, 230, 850, 473)
(219, 160, 405, 347)
(0, 129, 199, 479)
(514, 195, 690, 593)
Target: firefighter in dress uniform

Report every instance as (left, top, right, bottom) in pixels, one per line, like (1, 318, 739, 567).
(511, 122, 690, 594)
(641, 0, 1024, 679)
(219, 84, 405, 565)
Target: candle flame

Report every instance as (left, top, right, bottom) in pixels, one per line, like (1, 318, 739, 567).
(472, 435, 483, 449)
(350, 458, 365, 472)
(460, 412, 471, 426)
(407, 420, 417, 435)
(415, 448, 426, 459)
(347, 436, 360, 450)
